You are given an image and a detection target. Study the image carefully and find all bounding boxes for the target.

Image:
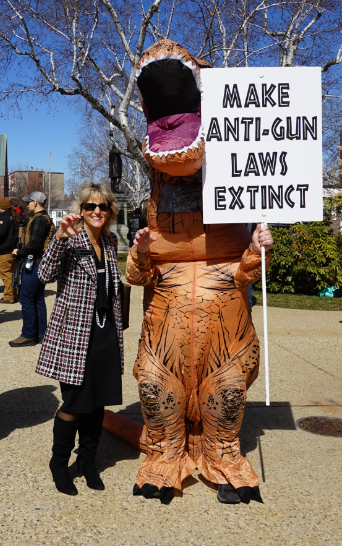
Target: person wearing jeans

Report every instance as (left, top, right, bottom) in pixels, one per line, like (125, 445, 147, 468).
(9, 191, 54, 347)
(19, 263, 47, 341)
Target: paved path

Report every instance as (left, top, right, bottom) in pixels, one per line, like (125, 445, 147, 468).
(0, 279, 341, 545)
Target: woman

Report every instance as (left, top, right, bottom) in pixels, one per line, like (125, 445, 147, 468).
(36, 181, 124, 496)
(0, 197, 20, 303)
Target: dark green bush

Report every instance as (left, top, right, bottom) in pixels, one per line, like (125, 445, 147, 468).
(255, 222, 342, 294)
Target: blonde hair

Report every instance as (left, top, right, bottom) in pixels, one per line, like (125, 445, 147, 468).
(70, 181, 119, 234)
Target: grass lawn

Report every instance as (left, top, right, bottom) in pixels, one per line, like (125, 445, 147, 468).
(117, 253, 128, 277)
(253, 291, 342, 311)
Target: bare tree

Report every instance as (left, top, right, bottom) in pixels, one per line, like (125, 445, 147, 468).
(1, 0, 342, 176)
(66, 107, 149, 208)
(184, 0, 342, 162)
(64, 176, 80, 199)
(121, 156, 150, 209)
(0, 0, 173, 175)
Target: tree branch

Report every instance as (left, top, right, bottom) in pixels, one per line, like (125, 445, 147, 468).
(99, 0, 135, 63)
(322, 43, 342, 73)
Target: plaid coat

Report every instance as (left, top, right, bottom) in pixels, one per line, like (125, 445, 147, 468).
(35, 228, 124, 385)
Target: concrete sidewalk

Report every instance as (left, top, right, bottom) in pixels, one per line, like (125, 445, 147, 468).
(0, 279, 341, 545)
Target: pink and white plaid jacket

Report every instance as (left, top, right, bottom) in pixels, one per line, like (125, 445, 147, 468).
(35, 228, 124, 385)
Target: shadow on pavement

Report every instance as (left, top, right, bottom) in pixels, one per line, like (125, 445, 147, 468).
(241, 401, 296, 482)
(45, 289, 56, 297)
(0, 385, 59, 440)
(0, 309, 22, 323)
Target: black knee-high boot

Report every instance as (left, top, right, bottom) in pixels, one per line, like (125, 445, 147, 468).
(76, 407, 105, 491)
(50, 414, 80, 496)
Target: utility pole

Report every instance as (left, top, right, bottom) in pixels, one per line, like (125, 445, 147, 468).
(48, 152, 51, 216)
(79, 153, 81, 186)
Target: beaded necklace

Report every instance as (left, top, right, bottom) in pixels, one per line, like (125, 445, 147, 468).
(95, 234, 109, 329)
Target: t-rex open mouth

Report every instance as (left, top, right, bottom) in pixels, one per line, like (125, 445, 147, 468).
(136, 40, 210, 177)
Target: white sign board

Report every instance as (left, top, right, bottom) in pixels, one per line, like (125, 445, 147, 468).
(201, 67, 323, 224)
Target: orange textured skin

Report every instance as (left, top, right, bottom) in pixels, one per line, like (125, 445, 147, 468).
(114, 169, 270, 491)
(103, 39, 272, 492)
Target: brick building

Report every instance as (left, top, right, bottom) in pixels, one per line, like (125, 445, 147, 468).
(9, 170, 64, 205)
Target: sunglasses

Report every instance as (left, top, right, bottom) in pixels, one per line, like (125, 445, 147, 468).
(82, 202, 110, 212)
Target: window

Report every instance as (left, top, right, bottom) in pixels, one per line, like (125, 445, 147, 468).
(57, 211, 62, 218)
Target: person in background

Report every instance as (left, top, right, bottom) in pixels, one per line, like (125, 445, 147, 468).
(12, 204, 24, 216)
(0, 197, 20, 303)
(9, 192, 55, 347)
(128, 207, 147, 248)
(12, 205, 26, 244)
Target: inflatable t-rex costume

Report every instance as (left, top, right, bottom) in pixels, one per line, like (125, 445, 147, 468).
(104, 39, 270, 505)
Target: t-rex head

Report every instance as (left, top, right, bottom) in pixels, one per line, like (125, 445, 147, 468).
(136, 39, 211, 177)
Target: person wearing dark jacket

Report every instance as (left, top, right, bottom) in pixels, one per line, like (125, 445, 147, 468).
(128, 208, 147, 247)
(0, 197, 19, 303)
(9, 191, 55, 347)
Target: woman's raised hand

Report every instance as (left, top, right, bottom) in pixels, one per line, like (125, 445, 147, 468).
(251, 224, 274, 254)
(56, 214, 83, 241)
(134, 227, 157, 253)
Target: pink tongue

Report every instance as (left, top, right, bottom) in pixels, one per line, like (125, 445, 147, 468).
(147, 113, 201, 153)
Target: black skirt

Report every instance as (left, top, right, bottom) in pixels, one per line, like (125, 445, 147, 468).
(59, 246, 122, 414)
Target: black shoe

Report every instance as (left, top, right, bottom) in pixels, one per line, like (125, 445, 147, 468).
(36, 336, 44, 344)
(9, 336, 37, 347)
(49, 459, 78, 496)
(50, 414, 80, 496)
(217, 484, 241, 504)
(133, 483, 174, 505)
(76, 456, 105, 491)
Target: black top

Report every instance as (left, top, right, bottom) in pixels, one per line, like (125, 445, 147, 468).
(17, 210, 51, 263)
(59, 245, 122, 413)
(0, 209, 17, 255)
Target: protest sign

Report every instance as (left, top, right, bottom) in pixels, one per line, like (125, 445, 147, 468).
(201, 67, 322, 224)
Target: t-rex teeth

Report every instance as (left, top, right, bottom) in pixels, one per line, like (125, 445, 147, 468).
(136, 54, 202, 92)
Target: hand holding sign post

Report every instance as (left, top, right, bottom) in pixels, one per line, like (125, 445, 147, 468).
(201, 67, 323, 404)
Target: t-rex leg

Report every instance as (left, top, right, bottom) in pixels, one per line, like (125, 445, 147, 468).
(135, 350, 197, 491)
(197, 354, 259, 490)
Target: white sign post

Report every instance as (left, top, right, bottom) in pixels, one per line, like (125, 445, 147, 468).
(201, 67, 323, 405)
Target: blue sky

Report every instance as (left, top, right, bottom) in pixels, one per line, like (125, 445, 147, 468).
(1, 96, 79, 178)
